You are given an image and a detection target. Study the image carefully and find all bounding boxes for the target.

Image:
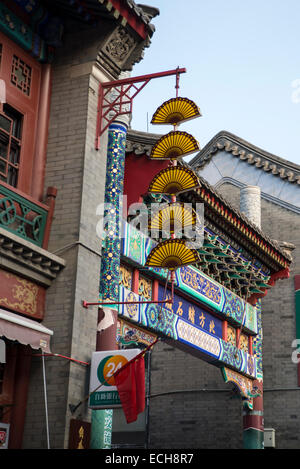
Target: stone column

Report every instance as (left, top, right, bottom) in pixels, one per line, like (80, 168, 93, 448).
(240, 185, 264, 449)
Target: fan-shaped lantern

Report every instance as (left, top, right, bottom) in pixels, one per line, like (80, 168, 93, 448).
(148, 166, 201, 195)
(150, 131, 200, 160)
(149, 202, 197, 235)
(145, 239, 200, 271)
(151, 97, 201, 126)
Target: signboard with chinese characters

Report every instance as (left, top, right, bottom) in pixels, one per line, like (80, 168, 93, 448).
(68, 419, 91, 449)
(118, 221, 259, 380)
(89, 349, 141, 409)
(118, 286, 257, 379)
(157, 285, 223, 338)
(121, 222, 257, 335)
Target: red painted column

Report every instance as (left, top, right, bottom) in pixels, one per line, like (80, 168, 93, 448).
(152, 279, 159, 302)
(243, 378, 264, 447)
(42, 186, 57, 250)
(132, 268, 139, 294)
(31, 64, 52, 201)
(8, 345, 31, 449)
(248, 336, 253, 356)
(222, 320, 228, 342)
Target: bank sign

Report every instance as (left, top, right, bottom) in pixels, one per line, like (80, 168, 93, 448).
(89, 349, 140, 409)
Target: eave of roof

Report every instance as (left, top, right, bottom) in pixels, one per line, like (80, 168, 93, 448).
(190, 130, 300, 185)
(179, 173, 292, 271)
(125, 129, 292, 270)
(41, 0, 158, 39)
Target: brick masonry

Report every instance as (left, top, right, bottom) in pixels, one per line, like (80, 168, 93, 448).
(22, 42, 108, 448)
(148, 181, 299, 449)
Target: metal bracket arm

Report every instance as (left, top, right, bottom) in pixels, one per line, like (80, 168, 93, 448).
(82, 299, 173, 308)
(95, 67, 186, 149)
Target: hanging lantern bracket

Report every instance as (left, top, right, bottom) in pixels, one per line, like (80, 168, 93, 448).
(95, 67, 186, 150)
(175, 66, 181, 97)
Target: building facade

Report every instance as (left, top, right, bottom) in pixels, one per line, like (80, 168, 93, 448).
(0, 0, 297, 451)
(190, 131, 299, 448)
(0, 0, 158, 449)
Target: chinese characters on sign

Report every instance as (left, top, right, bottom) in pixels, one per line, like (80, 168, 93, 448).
(158, 285, 222, 338)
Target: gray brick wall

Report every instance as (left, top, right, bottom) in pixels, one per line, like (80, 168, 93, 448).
(216, 182, 300, 449)
(148, 181, 299, 449)
(149, 342, 243, 449)
(22, 42, 108, 448)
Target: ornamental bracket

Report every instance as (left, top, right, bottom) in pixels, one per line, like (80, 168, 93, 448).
(95, 67, 186, 150)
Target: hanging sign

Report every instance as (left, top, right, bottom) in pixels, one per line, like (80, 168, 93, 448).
(158, 285, 223, 338)
(89, 349, 141, 409)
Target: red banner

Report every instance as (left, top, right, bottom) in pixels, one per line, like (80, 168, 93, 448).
(114, 354, 146, 423)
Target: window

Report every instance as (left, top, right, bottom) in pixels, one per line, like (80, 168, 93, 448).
(0, 31, 42, 194)
(0, 104, 22, 187)
(11, 55, 32, 96)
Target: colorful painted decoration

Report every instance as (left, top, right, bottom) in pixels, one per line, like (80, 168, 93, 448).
(151, 97, 201, 126)
(119, 264, 133, 290)
(121, 221, 258, 335)
(157, 284, 223, 338)
(149, 131, 200, 160)
(148, 165, 201, 195)
(118, 286, 258, 379)
(145, 239, 200, 271)
(117, 318, 157, 347)
(221, 367, 255, 410)
(149, 202, 197, 235)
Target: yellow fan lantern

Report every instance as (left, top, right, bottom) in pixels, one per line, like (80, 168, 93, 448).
(151, 97, 201, 126)
(145, 239, 200, 271)
(148, 165, 201, 195)
(150, 131, 200, 160)
(149, 202, 197, 235)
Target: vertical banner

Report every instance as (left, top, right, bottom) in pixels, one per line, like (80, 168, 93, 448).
(90, 409, 113, 449)
(68, 419, 91, 449)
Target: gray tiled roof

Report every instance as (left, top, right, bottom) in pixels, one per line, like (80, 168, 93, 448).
(190, 130, 300, 185)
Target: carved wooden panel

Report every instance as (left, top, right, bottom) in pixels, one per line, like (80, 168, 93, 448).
(227, 324, 236, 347)
(11, 55, 32, 96)
(119, 263, 132, 290)
(0, 270, 45, 319)
(138, 275, 152, 300)
(239, 333, 249, 354)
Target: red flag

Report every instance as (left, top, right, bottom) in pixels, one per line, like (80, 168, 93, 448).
(114, 354, 145, 423)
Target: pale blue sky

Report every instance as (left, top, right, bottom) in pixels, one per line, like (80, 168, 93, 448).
(130, 0, 300, 166)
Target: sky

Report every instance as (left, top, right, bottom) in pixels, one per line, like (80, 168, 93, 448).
(130, 0, 300, 166)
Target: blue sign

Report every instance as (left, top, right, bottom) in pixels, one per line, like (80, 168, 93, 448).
(158, 285, 223, 339)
